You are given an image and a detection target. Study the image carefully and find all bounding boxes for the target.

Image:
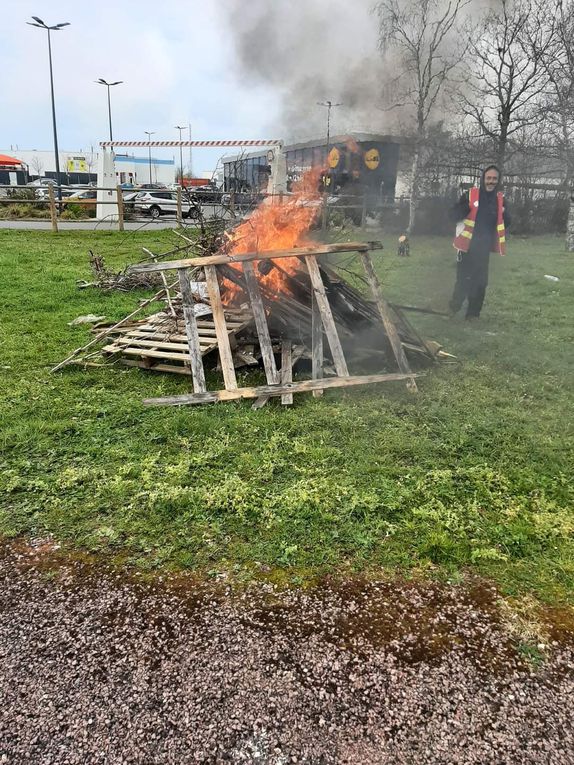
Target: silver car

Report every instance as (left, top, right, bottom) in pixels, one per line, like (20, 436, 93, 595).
(134, 190, 193, 219)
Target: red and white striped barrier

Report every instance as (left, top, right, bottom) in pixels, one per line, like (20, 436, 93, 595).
(99, 139, 283, 148)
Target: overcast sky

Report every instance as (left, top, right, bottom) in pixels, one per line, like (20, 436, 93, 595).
(0, 0, 282, 174)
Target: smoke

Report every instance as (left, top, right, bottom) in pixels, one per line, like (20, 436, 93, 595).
(220, 0, 393, 141)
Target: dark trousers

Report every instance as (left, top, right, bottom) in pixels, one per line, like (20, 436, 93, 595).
(449, 250, 489, 318)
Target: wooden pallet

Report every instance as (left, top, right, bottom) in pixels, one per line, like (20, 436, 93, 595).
(101, 313, 250, 374)
(130, 242, 420, 407)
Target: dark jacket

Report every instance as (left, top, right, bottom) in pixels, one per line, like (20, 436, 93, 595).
(450, 169, 511, 257)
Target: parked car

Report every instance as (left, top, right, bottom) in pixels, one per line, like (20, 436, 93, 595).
(134, 190, 194, 219)
(189, 183, 222, 203)
(139, 183, 167, 190)
(26, 178, 58, 188)
(26, 178, 70, 200)
(221, 190, 265, 209)
(65, 189, 97, 206)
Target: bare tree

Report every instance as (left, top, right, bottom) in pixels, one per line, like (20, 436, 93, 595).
(374, 0, 470, 233)
(85, 146, 97, 181)
(30, 155, 44, 179)
(463, 0, 550, 173)
(527, 0, 574, 247)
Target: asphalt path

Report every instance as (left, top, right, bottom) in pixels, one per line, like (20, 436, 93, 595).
(0, 219, 179, 231)
(0, 206, 235, 231)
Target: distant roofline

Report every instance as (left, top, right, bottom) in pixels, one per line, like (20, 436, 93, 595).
(222, 132, 401, 163)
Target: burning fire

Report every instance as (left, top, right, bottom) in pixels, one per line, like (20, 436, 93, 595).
(221, 166, 324, 304)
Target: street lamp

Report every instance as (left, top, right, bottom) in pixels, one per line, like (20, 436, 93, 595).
(27, 16, 70, 201)
(144, 131, 155, 186)
(174, 125, 186, 186)
(317, 100, 342, 165)
(96, 78, 123, 142)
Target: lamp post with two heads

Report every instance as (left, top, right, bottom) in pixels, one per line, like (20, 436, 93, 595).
(174, 125, 186, 186)
(144, 131, 156, 186)
(26, 16, 70, 201)
(96, 78, 123, 143)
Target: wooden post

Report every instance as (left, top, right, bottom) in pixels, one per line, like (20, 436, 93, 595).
(242, 261, 279, 384)
(361, 194, 367, 229)
(203, 265, 238, 391)
(47, 184, 58, 233)
(281, 340, 293, 405)
(176, 187, 183, 226)
(311, 290, 323, 397)
(178, 268, 207, 393)
(359, 251, 417, 392)
(304, 255, 349, 377)
(116, 185, 125, 232)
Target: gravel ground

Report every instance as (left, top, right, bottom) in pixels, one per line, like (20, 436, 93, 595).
(1, 539, 574, 765)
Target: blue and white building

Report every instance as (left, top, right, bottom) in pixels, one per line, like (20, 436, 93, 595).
(0, 148, 176, 186)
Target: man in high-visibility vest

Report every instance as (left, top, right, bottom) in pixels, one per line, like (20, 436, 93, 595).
(449, 165, 511, 319)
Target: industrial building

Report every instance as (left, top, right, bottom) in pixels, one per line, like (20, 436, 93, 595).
(0, 149, 176, 186)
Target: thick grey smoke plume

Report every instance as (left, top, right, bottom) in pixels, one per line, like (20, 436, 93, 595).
(221, 0, 390, 141)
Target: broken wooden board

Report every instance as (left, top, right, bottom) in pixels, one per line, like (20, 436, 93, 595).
(143, 372, 421, 406)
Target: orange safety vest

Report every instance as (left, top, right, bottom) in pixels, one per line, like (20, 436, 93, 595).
(453, 187, 506, 256)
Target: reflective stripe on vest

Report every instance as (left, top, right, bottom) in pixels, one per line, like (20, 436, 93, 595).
(453, 187, 506, 255)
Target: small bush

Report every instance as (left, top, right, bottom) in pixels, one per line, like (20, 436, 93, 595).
(0, 203, 49, 219)
(60, 204, 85, 220)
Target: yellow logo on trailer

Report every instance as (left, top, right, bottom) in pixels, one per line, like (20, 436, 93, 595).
(364, 148, 380, 170)
(328, 147, 340, 168)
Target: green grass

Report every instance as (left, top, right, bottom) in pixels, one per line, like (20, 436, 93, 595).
(1, 229, 573, 601)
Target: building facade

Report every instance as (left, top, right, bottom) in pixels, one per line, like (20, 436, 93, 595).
(0, 149, 175, 186)
(223, 133, 400, 209)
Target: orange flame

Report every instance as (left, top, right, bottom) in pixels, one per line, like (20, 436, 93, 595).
(222, 166, 324, 304)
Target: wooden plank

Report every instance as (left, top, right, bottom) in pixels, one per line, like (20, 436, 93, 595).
(242, 261, 278, 384)
(143, 372, 420, 406)
(111, 337, 216, 352)
(178, 268, 207, 392)
(104, 347, 200, 362)
(130, 241, 379, 274)
(359, 252, 417, 393)
(304, 256, 349, 377)
(120, 359, 192, 375)
(311, 289, 323, 398)
(281, 341, 293, 405)
(252, 341, 304, 410)
(204, 265, 237, 390)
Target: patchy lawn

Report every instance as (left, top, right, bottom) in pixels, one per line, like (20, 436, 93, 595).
(1, 229, 573, 601)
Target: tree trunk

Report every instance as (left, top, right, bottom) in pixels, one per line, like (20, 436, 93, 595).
(496, 134, 507, 175)
(566, 194, 574, 251)
(407, 145, 420, 235)
(560, 108, 574, 251)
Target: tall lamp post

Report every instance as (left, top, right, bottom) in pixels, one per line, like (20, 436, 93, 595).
(188, 123, 193, 178)
(144, 131, 155, 186)
(174, 125, 186, 186)
(96, 78, 123, 142)
(27, 16, 70, 201)
(316, 100, 342, 168)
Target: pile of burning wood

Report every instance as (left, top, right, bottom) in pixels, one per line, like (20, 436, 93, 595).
(54, 169, 451, 408)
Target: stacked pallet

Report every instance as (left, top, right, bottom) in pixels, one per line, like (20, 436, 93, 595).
(100, 308, 252, 376)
